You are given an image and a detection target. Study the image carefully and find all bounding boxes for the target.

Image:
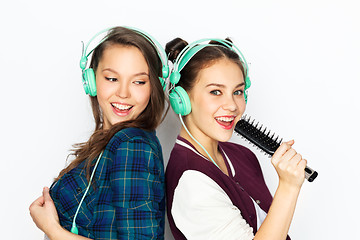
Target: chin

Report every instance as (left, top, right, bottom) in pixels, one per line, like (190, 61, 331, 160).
(109, 117, 128, 127)
(213, 131, 233, 143)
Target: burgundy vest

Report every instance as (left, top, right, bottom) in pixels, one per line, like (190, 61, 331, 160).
(166, 136, 291, 240)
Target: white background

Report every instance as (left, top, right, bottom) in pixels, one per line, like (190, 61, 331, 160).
(1, 0, 359, 239)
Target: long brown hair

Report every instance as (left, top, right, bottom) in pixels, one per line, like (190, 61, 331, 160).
(56, 27, 166, 181)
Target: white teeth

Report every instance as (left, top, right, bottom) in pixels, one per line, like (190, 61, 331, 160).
(112, 103, 132, 110)
(215, 116, 235, 122)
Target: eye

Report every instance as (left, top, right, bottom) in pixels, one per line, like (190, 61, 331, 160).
(234, 90, 243, 96)
(134, 80, 146, 85)
(105, 77, 117, 82)
(210, 90, 221, 96)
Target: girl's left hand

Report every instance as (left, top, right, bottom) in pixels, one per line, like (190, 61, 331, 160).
(29, 187, 60, 234)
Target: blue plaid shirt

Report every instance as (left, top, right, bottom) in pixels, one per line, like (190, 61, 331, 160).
(50, 128, 165, 239)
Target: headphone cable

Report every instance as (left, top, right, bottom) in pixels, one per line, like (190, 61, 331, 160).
(71, 151, 104, 234)
(178, 114, 221, 170)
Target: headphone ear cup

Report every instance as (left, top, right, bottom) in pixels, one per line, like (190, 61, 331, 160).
(162, 65, 169, 79)
(170, 71, 181, 85)
(245, 76, 251, 89)
(244, 76, 251, 104)
(169, 86, 191, 116)
(83, 68, 97, 96)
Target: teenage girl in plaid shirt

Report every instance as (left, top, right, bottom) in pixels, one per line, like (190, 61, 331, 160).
(29, 26, 168, 239)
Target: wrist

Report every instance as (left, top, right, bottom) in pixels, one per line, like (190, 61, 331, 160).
(46, 223, 64, 240)
(278, 180, 302, 195)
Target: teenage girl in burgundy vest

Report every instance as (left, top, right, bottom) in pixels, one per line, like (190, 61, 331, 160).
(165, 37, 306, 240)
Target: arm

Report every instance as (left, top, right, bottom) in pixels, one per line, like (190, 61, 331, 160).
(254, 140, 306, 240)
(172, 170, 255, 240)
(29, 187, 91, 240)
(110, 140, 165, 239)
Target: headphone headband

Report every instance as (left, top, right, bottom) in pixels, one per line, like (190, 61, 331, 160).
(80, 28, 111, 70)
(173, 38, 249, 82)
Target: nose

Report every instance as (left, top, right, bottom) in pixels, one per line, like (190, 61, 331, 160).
(116, 81, 130, 98)
(222, 94, 237, 112)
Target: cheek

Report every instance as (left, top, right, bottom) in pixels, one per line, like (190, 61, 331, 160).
(191, 94, 215, 114)
(134, 86, 151, 107)
(235, 97, 246, 112)
(193, 97, 219, 121)
(96, 80, 112, 101)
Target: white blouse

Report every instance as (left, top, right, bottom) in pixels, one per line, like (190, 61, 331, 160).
(171, 140, 267, 240)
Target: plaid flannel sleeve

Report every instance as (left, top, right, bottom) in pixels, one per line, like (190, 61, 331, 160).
(109, 138, 165, 239)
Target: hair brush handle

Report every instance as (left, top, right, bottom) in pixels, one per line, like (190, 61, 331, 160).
(304, 166, 318, 182)
(234, 117, 318, 182)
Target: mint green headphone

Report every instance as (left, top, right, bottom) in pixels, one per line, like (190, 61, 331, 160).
(79, 26, 169, 96)
(169, 38, 251, 116)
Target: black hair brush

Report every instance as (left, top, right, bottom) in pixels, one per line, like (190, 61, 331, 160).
(234, 115, 318, 182)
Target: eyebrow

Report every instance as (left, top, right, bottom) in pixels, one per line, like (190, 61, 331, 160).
(102, 68, 149, 77)
(133, 72, 150, 78)
(205, 82, 245, 88)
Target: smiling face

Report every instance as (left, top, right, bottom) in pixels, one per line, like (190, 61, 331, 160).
(95, 44, 151, 130)
(184, 58, 246, 144)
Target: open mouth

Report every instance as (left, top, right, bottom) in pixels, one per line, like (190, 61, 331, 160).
(215, 116, 236, 130)
(111, 103, 133, 115)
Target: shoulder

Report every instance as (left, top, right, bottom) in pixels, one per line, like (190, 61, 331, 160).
(106, 128, 162, 155)
(220, 141, 260, 169)
(166, 139, 221, 193)
(220, 141, 255, 157)
(105, 128, 164, 176)
(166, 140, 209, 174)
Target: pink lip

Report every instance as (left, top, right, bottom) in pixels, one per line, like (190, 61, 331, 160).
(215, 115, 236, 130)
(111, 103, 133, 117)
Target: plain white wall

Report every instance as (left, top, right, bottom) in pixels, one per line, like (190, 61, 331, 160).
(1, 0, 359, 239)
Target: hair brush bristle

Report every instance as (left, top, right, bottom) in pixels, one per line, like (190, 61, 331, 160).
(234, 115, 318, 182)
(235, 115, 281, 155)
